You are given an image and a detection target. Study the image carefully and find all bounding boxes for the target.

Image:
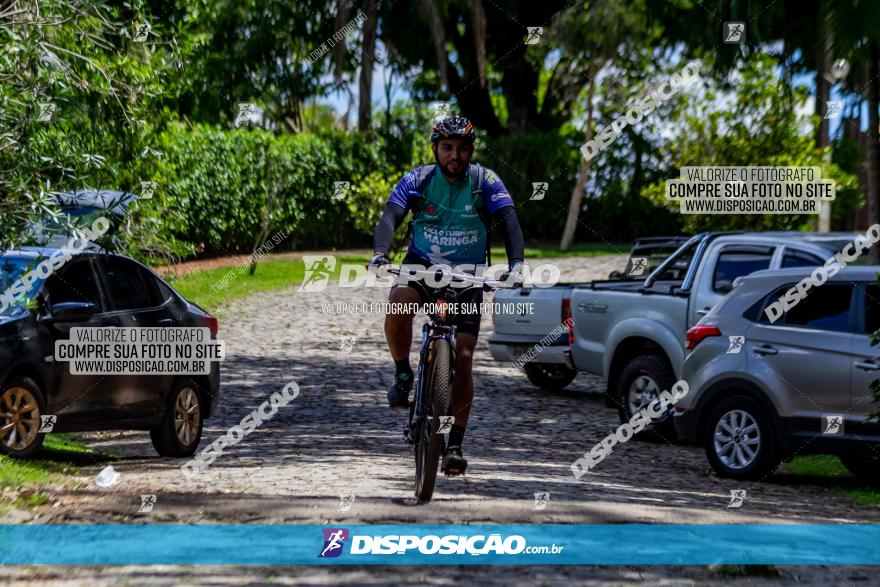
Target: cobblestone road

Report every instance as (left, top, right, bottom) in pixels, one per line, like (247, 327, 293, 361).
(5, 254, 879, 585)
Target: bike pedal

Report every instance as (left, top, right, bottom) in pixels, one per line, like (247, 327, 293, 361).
(441, 464, 466, 476)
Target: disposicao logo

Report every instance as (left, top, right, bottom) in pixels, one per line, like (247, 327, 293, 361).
(316, 528, 565, 558)
(319, 528, 349, 558)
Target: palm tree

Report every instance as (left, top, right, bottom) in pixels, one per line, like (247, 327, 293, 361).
(824, 0, 880, 258)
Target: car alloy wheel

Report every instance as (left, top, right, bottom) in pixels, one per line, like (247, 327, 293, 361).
(713, 409, 761, 470)
(174, 387, 201, 447)
(627, 375, 660, 415)
(0, 386, 40, 453)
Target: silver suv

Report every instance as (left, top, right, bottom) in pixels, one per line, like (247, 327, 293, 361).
(675, 266, 880, 482)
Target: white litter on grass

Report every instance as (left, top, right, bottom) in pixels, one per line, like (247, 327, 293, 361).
(95, 465, 121, 487)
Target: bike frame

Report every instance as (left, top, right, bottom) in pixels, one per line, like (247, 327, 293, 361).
(408, 320, 457, 445)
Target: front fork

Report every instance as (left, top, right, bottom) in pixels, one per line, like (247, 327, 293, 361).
(404, 323, 457, 445)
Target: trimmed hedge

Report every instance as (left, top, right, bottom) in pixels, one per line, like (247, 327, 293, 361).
(150, 124, 391, 255)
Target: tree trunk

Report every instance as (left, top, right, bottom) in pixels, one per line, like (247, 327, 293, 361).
(358, 0, 377, 132)
(250, 152, 280, 275)
(332, 0, 353, 83)
(500, 50, 539, 133)
(470, 0, 487, 88)
(866, 43, 880, 263)
(446, 9, 503, 136)
(419, 0, 448, 90)
(815, 10, 832, 231)
(560, 59, 598, 251)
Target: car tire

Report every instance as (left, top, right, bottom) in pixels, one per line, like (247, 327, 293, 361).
(150, 379, 205, 458)
(523, 363, 577, 392)
(704, 395, 780, 480)
(840, 455, 880, 486)
(0, 376, 47, 459)
(615, 355, 677, 439)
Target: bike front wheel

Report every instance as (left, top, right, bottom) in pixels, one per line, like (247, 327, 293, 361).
(414, 338, 453, 502)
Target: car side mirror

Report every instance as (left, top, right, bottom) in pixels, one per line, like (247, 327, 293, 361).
(715, 282, 733, 294)
(609, 270, 623, 279)
(42, 301, 98, 322)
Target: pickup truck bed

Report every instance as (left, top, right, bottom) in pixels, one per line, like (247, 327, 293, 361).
(580, 279, 686, 295)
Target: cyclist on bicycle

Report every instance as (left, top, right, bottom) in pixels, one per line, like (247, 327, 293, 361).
(368, 115, 525, 475)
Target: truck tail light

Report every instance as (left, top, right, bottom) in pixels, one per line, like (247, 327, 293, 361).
(685, 325, 721, 350)
(562, 298, 574, 345)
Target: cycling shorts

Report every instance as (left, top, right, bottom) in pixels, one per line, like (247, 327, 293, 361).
(389, 251, 484, 337)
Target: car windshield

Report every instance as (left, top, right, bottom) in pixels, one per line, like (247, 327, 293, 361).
(0, 257, 42, 317)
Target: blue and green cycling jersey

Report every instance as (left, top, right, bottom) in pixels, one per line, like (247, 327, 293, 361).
(386, 165, 514, 266)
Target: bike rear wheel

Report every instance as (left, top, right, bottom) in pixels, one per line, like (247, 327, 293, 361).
(414, 338, 453, 501)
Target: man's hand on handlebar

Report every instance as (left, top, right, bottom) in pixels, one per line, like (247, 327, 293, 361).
(499, 261, 525, 288)
(367, 253, 390, 273)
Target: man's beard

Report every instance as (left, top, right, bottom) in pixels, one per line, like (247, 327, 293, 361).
(437, 159, 467, 180)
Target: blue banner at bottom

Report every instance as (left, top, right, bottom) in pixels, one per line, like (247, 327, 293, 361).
(1, 524, 878, 565)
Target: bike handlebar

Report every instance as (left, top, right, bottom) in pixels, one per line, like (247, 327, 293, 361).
(368, 265, 514, 290)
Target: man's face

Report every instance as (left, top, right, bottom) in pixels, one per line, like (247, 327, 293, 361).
(433, 138, 474, 179)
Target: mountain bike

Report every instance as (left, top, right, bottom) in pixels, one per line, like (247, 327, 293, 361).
(383, 266, 503, 502)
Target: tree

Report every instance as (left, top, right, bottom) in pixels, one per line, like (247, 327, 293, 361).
(640, 54, 859, 233)
(557, 0, 659, 250)
(381, 0, 571, 137)
(824, 0, 880, 260)
(161, 0, 338, 128)
(358, 0, 378, 131)
(0, 0, 178, 250)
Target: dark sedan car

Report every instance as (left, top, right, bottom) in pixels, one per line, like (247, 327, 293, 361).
(0, 247, 220, 458)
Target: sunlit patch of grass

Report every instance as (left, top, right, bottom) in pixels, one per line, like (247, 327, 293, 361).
(0, 433, 106, 514)
(784, 455, 880, 507)
(166, 254, 370, 313)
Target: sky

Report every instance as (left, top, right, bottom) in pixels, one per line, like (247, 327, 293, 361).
(319, 41, 869, 143)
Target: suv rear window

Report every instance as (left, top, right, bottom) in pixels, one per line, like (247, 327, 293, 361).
(864, 284, 880, 334)
(782, 284, 854, 332)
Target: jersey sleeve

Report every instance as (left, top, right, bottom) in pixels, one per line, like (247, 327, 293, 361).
(481, 167, 514, 213)
(386, 167, 422, 210)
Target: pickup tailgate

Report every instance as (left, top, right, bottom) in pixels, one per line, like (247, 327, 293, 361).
(569, 284, 689, 377)
(491, 285, 572, 337)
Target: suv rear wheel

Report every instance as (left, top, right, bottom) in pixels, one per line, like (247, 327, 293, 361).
(704, 395, 780, 480)
(523, 363, 577, 391)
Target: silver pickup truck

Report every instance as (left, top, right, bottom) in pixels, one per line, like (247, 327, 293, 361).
(487, 236, 686, 392)
(490, 232, 860, 425)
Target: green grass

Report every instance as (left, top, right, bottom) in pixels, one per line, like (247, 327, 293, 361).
(784, 455, 880, 507)
(165, 254, 371, 313)
(0, 433, 104, 515)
